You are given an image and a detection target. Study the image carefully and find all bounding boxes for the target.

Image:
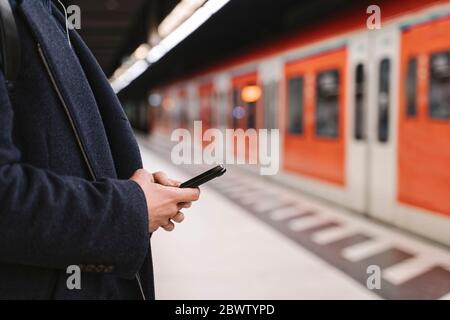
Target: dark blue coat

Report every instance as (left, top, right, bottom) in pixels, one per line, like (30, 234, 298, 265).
(0, 0, 154, 299)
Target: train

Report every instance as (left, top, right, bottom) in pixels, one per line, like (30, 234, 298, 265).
(124, 0, 450, 246)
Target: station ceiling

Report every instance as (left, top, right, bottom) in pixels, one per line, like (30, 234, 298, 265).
(118, 0, 376, 99)
(59, 0, 378, 98)
(60, 0, 180, 75)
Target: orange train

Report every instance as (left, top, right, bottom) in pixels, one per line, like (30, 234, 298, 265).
(142, 0, 450, 246)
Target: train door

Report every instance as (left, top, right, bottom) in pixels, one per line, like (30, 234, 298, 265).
(349, 27, 400, 222)
(230, 72, 261, 162)
(347, 35, 371, 213)
(259, 59, 282, 131)
(178, 89, 189, 130)
(231, 72, 260, 130)
(396, 16, 450, 244)
(284, 48, 347, 186)
(214, 74, 231, 130)
(187, 83, 200, 131)
(198, 83, 215, 147)
(199, 83, 214, 131)
(154, 90, 172, 135)
(368, 27, 400, 223)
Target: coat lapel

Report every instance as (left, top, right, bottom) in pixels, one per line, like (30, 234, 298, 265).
(17, 0, 117, 179)
(51, 8, 144, 179)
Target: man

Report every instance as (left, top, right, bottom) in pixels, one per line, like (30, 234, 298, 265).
(0, 0, 199, 299)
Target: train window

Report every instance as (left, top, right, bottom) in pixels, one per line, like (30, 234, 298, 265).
(287, 76, 304, 134)
(316, 69, 339, 138)
(179, 109, 188, 129)
(429, 51, 450, 119)
(247, 101, 256, 129)
(232, 88, 240, 129)
(210, 93, 218, 128)
(217, 91, 228, 128)
(354, 64, 366, 140)
(378, 58, 390, 143)
(263, 81, 279, 129)
(406, 57, 418, 117)
(200, 94, 212, 128)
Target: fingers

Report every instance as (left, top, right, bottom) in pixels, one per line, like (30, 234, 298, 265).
(171, 212, 185, 224)
(146, 178, 199, 234)
(130, 169, 154, 187)
(172, 180, 182, 187)
(161, 212, 184, 232)
(172, 187, 200, 203)
(162, 221, 175, 232)
(153, 171, 172, 186)
(178, 202, 192, 210)
(153, 171, 181, 187)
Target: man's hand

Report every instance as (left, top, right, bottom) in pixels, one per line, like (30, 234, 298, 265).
(152, 171, 193, 211)
(153, 171, 180, 187)
(130, 169, 200, 233)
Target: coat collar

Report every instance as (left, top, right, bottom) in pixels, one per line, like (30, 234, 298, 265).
(51, 5, 144, 178)
(38, 0, 52, 13)
(17, 0, 117, 179)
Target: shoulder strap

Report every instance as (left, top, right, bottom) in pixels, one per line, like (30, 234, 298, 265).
(0, 0, 20, 85)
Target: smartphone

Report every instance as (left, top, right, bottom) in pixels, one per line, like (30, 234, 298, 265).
(180, 165, 226, 188)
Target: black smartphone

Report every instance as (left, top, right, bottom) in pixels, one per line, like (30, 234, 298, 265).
(180, 165, 226, 188)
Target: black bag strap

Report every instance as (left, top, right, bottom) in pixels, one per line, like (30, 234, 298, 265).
(0, 0, 20, 86)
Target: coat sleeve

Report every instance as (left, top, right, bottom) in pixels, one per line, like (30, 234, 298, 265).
(0, 74, 150, 280)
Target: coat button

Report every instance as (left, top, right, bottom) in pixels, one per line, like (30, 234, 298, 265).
(85, 265, 95, 272)
(104, 266, 115, 273)
(95, 265, 105, 273)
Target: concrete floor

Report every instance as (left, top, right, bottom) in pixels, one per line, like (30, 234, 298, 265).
(139, 141, 450, 300)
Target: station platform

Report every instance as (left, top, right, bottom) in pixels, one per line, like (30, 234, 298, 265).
(137, 135, 450, 300)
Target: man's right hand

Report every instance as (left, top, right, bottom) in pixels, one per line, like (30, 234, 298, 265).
(130, 169, 200, 233)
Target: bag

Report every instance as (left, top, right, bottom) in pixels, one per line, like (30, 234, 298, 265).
(0, 0, 20, 87)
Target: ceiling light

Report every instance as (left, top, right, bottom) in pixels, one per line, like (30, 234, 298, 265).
(111, 0, 231, 94)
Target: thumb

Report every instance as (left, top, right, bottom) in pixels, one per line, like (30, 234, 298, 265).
(171, 186, 200, 202)
(153, 171, 178, 187)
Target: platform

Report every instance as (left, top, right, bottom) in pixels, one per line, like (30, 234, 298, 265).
(138, 136, 450, 300)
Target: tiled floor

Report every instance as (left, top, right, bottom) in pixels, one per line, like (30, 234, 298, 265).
(138, 136, 450, 300)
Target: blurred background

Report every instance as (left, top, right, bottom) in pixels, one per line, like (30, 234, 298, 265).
(62, 0, 450, 299)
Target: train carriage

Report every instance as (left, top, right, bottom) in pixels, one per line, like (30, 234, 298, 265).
(145, 1, 450, 246)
